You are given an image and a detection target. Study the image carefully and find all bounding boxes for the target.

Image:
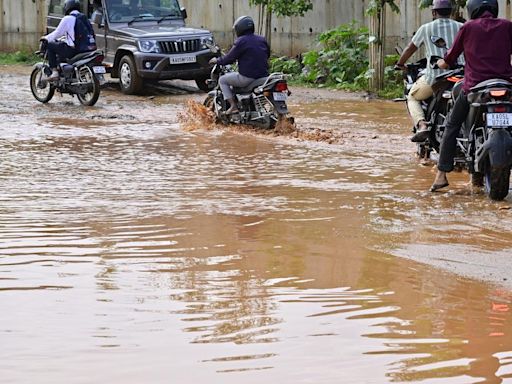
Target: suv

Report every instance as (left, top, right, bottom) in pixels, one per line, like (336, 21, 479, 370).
(47, 0, 219, 94)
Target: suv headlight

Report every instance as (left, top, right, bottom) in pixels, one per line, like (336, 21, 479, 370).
(200, 35, 215, 50)
(138, 40, 161, 53)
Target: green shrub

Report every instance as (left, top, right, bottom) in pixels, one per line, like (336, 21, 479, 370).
(0, 50, 39, 65)
(270, 56, 302, 78)
(300, 22, 369, 86)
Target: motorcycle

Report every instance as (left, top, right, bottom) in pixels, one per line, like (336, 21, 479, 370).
(203, 46, 292, 129)
(30, 40, 106, 106)
(395, 37, 464, 160)
(451, 78, 512, 200)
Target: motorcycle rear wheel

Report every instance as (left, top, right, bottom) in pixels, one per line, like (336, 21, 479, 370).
(30, 67, 54, 103)
(485, 166, 511, 201)
(77, 66, 100, 106)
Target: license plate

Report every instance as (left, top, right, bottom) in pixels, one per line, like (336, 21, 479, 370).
(487, 113, 512, 127)
(93, 66, 106, 74)
(273, 92, 287, 101)
(169, 55, 197, 64)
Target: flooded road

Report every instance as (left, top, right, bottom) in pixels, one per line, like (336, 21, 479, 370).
(1, 66, 512, 383)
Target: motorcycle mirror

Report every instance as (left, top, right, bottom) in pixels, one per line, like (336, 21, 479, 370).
(430, 35, 447, 49)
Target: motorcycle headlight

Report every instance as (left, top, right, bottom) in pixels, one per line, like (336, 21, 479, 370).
(138, 40, 161, 53)
(200, 35, 215, 50)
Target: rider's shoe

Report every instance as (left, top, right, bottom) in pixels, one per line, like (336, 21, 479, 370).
(44, 70, 59, 82)
(411, 121, 430, 142)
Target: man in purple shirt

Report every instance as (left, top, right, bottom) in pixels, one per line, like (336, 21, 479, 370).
(430, 0, 512, 191)
(209, 16, 270, 115)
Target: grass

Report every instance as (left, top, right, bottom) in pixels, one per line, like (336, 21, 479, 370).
(0, 50, 39, 65)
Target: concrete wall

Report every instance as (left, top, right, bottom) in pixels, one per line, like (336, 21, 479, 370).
(180, 0, 512, 56)
(1, 0, 512, 54)
(0, 0, 47, 51)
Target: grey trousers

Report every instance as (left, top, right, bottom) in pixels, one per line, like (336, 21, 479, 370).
(219, 72, 254, 100)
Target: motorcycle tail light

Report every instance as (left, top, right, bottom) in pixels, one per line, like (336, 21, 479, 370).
(490, 89, 507, 97)
(447, 76, 462, 83)
(493, 105, 508, 113)
(94, 55, 105, 64)
(274, 82, 288, 92)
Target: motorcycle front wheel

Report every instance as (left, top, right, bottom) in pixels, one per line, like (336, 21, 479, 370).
(30, 67, 55, 103)
(204, 94, 228, 125)
(76, 65, 100, 106)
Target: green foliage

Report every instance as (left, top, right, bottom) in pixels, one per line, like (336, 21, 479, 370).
(366, 0, 400, 16)
(0, 50, 38, 65)
(300, 22, 370, 87)
(270, 56, 302, 78)
(248, 0, 313, 17)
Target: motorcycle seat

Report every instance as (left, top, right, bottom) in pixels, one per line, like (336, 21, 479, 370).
(234, 77, 268, 94)
(67, 50, 98, 64)
(470, 78, 512, 93)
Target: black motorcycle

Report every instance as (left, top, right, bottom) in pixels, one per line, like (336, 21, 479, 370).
(30, 40, 105, 106)
(395, 36, 464, 160)
(396, 56, 464, 160)
(451, 79, 512, 200)
(203, 46, 292, 129)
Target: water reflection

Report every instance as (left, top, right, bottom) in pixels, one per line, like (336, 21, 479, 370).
(1, 89, 512, 382)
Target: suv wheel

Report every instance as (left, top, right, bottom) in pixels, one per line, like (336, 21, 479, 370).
(119, 55, 143, 95)
(195, 76, 210, 93)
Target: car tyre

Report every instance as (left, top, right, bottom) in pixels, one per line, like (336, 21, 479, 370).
(119, 55, 143, 95)
(195, 76, 210, 93)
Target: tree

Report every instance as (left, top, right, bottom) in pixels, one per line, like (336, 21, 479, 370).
(248, 0, 313, 49)
(366, 0, 400, 92)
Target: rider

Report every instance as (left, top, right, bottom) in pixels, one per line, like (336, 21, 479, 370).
(431, 0, 512, 191)
(41, 0, 91, 81)
(395, 0, 463, 142)
(209, 16, 270, 115)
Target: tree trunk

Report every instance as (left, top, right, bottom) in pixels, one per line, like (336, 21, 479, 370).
(368, 3, 386, 92)
(265, 7, 272, 50)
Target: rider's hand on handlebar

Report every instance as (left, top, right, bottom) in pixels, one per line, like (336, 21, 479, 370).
(209, 57, 218, 65)
(437, 59, 449, 70)
(394, 63, 406, 71)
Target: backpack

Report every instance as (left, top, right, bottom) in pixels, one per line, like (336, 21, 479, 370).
(73, 13, 97, 52)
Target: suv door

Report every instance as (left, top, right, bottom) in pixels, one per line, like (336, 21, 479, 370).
(88, 0, 107, 56)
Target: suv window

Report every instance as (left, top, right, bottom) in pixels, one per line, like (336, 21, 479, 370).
(106, 0, 181, 23)
(49, 0, 66, 15)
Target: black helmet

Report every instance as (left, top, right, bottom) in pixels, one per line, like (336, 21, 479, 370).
(233, 16, 255, 37)
(467, 0, 498, 19)
(64, 0, 81, 15)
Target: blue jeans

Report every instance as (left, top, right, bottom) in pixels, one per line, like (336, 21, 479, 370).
(47, 41, 77, 69)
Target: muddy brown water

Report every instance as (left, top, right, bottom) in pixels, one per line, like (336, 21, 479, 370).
(1, 66, 512, 383)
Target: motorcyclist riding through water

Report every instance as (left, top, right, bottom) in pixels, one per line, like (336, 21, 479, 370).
(431, 0, 512, 192)
(40, 0, 96, 81)
(208, 15, 270, 115)
(395, 0, 463, 142)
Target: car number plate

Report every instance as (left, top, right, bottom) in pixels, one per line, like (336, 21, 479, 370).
(487, 112, 512, 127)
(93, 66, 106, 74)
(273, 92, 287, 101)
(169, 55, 197, 64)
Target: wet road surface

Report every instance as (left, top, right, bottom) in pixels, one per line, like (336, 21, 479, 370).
(1, 66, 512, 383)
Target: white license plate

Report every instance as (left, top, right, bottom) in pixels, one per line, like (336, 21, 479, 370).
(93, 66, 106, 74)
(169, 55, 197, 64)
(273, 92, 287, 101)
(487, 113, 512, 127)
